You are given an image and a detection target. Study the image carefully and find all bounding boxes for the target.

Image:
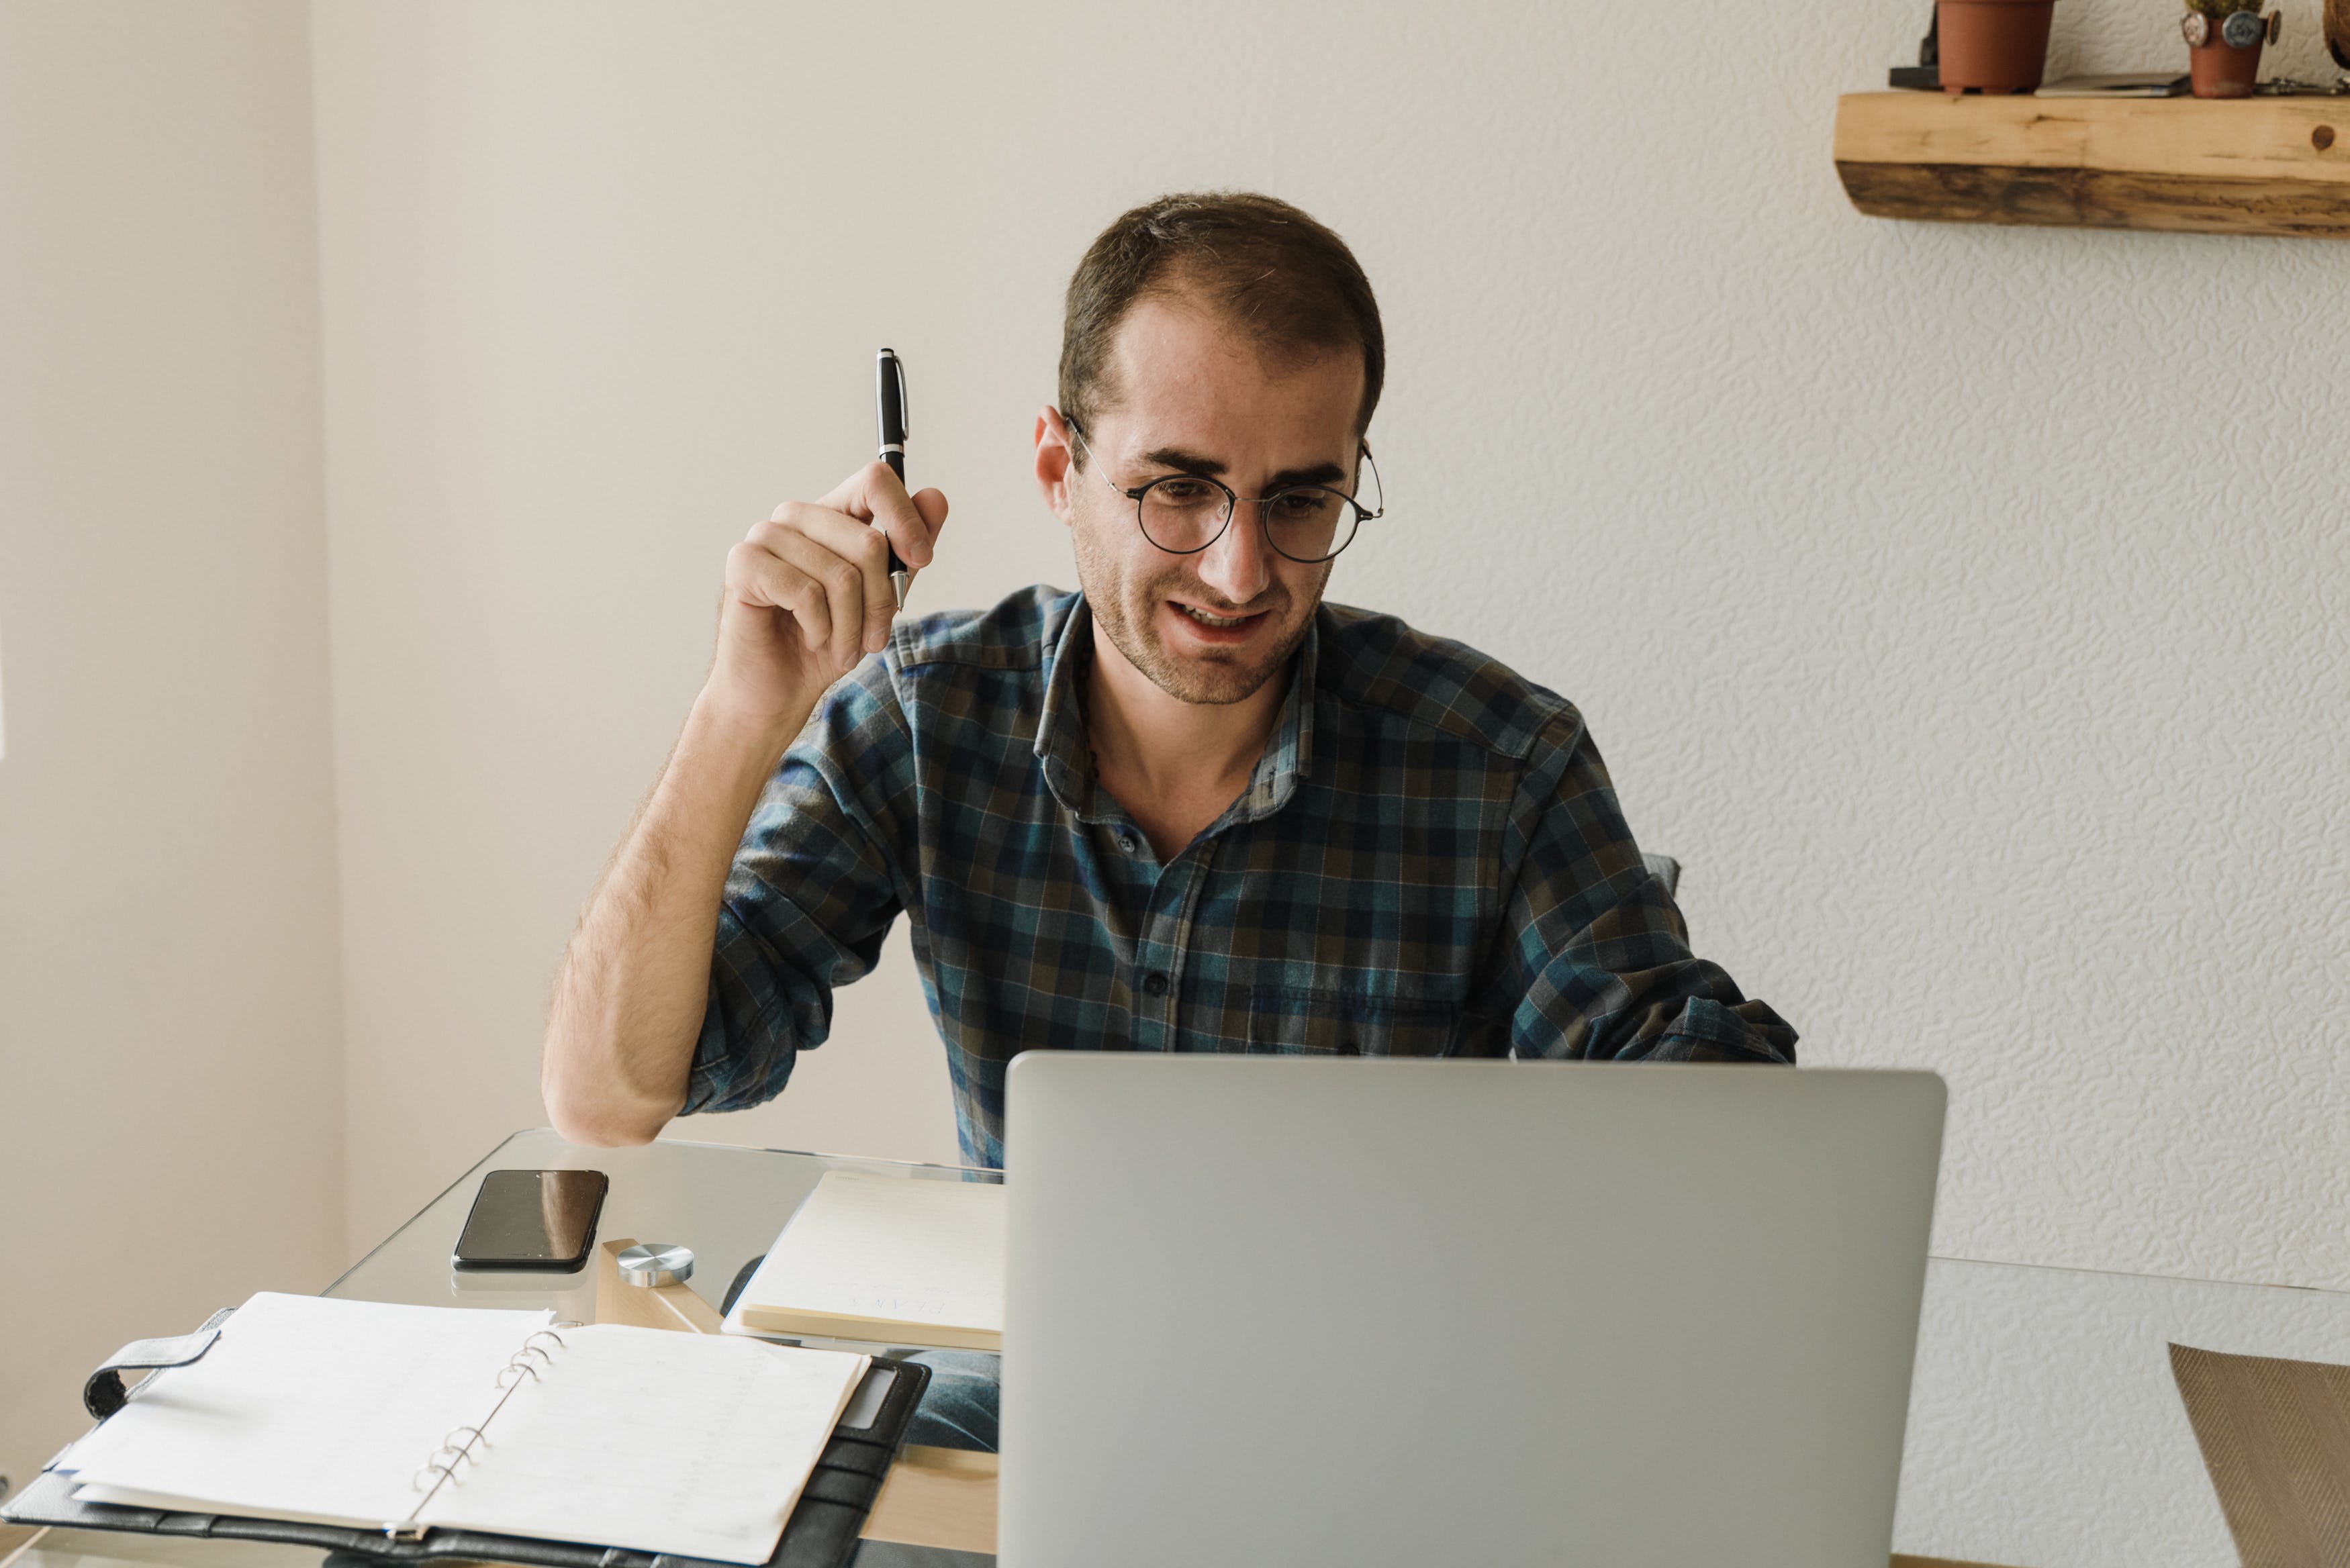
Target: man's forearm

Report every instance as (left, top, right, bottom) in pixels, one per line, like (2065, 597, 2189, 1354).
(542, 689, 808, 1146)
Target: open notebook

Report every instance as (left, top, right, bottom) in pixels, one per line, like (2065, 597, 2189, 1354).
(54, 1292, 869, 1566)
(724, 1171, 1005, 1351)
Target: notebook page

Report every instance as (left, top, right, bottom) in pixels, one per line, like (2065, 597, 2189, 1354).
(417, 1323, 868, 1564)
(64, 1293, 548, 1528)
(741, 1171, 1005, 1334)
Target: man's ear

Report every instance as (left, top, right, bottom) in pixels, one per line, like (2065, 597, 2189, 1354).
(1034, 406, 1078, 528)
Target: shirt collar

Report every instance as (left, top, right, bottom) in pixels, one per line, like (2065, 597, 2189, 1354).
(1034, 595, 1318, 828)
(1033, 599, 1098, 819)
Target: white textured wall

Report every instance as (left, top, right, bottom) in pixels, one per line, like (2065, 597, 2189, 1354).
(1897, 1259, 2350, 1564)
(0, 1, 344, 1491)
(311, 1, 2350, 1285)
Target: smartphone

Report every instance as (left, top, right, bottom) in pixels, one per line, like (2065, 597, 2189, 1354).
(451, 1169, 608, 1272)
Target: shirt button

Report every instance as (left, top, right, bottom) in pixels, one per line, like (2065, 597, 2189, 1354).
(1117, 830, 1139, 854)
(1143, 971, 1170, 998)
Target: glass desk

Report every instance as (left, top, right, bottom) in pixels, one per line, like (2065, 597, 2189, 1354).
(12, 1127, 2350, 1568)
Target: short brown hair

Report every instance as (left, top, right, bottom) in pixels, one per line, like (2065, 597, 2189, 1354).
(1058, 191, 1384, 450)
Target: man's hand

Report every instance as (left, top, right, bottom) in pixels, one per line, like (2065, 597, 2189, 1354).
(711, 462, 949, 737)
(540, 464, 947, 1147)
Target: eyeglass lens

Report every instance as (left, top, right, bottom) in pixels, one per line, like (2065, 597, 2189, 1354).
(1135, 477, 1358, 563)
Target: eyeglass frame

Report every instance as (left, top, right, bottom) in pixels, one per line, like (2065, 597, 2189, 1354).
(1064, 417, 1384, 565)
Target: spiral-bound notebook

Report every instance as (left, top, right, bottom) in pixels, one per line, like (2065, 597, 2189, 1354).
(14, 1293, 896, 1567)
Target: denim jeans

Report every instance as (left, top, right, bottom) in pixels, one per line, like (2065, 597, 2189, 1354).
(898, 1349, 1000, 1452)
(848, 1351, 1000, 1567)
(720, 1261, 1000, 1560)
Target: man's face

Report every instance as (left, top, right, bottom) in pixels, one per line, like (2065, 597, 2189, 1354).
(1057, 295, 1364, 707)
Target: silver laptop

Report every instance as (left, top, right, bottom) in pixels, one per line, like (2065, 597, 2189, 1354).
(998, 1056, 1944, 1567)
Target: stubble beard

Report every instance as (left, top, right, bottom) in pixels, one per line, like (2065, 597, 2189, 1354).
(1071, 520, 1327, 707)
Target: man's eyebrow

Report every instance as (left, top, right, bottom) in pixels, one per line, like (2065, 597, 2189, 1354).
(1265, 461, 1350, 489)
(1136, 448, 1351, 490)
(1138, 446, 1227, 477)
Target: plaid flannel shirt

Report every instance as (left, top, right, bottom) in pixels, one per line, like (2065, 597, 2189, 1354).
(686, 585, 1795, 1168)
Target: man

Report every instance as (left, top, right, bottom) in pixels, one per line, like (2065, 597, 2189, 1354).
(541, 191, 1793, 1164)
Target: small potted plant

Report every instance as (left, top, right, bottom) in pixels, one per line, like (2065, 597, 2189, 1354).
(2182, 0, 2281, 98)
(1938, 0, 2057, 93)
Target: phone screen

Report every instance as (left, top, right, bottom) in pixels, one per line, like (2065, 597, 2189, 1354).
(452, 1168, 608, 1271)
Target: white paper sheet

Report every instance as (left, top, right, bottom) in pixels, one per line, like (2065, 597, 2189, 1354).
(65, 1292, 543, 1526)
(420, 1324, 867, 1563)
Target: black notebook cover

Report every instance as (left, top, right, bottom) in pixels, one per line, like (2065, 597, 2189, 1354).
(5, 1356, 929, 1568)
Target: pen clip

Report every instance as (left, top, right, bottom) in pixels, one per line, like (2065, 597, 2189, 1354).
(885, 352, 908, 442)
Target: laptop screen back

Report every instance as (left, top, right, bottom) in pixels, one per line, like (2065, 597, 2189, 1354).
(1000, 1056, 1944, 1568)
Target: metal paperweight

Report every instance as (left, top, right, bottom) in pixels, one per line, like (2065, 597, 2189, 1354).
(615, 1243, 694, 1287)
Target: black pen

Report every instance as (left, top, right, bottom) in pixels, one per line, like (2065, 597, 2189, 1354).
(876, 347, 911, 611)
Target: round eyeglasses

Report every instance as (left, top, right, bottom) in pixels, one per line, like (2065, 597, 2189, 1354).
(1068, 423, 1382, 565)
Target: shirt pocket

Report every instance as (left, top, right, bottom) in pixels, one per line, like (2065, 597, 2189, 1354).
(1247, 985, 1462, 1058)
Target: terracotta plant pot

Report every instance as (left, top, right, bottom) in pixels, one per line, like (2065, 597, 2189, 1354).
(1938, 0, 2057, 93)
(2188, 20, 2266, 97)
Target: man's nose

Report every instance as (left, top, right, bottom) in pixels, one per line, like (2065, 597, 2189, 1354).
(1196, 501, 1273, 605)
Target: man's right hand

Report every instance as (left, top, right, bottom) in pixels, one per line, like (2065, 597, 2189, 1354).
(540, 463, 947, 1148)
(710, 462, 950, 737)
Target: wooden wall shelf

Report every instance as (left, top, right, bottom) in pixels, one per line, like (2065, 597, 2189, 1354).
(1834, 91, 2350, 237)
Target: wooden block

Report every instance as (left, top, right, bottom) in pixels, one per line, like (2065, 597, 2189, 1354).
(859, 1444, 998, 1553)
(594, 1236, 662, 1330)
(1833, 91, 2350, 236)
(1834, 92, 2350, 181)
(1835, 160, 2350, 236)
(592, 1238, 724, 1334)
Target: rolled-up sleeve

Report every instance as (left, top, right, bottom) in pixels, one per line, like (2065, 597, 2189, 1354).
(1486, 714, 1797, 1065)
(682, 655, 915, 1115)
